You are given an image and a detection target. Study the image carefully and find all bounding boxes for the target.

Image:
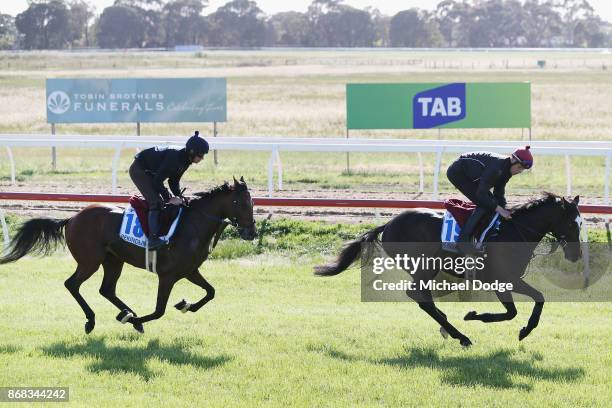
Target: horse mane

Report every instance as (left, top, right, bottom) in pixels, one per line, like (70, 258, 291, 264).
(509, 191, 564, 214)
(192, 181, 246, 201)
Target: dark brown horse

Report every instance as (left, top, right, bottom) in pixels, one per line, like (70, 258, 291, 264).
(0, 177, 256, 334)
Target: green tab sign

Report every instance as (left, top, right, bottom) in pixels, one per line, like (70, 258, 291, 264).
(346, 82, 530, 130)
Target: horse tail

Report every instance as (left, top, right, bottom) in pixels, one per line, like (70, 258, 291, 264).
(314, 224, 386, 276)
(0, 218, 70, 264)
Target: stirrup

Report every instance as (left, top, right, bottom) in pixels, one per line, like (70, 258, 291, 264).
(458, 241, 484, 255)
(147, 237, 165, 250)
(441, 242, 461, 254)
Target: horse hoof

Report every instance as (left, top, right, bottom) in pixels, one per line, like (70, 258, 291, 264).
(133, 322, 144, 334)
(464, 311, 477, 321)
(174, 299, 191, 313)
(84, 320, 95, 334)
(116, 309, 134, 324)
(519, 327, 529, 341)
(460, 337, 472, 348)
(175, 299, 187, 310)
(439, 327, 449, 339)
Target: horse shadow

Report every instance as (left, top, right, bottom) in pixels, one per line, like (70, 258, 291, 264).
(310, 345, 584, 391)
(41, 335, 232, 381)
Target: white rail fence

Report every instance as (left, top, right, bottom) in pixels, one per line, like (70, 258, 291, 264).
(0, 135, 610, 204)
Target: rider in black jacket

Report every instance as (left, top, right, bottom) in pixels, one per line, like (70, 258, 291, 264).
(129, 131, 209, 249)
(446, 146, 533, 254)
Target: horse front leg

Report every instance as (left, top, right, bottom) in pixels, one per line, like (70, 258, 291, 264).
(464, 290, 517, 323)
(174, 269, 215, 313)
(510, 279, 544, 341)
(122, 275, 176, 328)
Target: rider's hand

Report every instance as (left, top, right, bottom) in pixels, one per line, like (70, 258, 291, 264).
(168, 196, 183, 206)
(496, 206, 512, 219)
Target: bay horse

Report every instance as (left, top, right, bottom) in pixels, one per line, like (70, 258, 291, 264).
(0, 177, 256, 334)
(315, 193, 583, 347)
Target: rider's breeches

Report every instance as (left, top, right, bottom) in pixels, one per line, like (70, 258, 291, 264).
(446, 159, 494, 208)
(129, 161, 164, 210)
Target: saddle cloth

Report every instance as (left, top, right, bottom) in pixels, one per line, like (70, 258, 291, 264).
(119, 196, 183, 248)
(441, 198, 501, 244)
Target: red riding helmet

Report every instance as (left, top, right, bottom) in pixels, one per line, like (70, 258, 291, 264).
(512, 145, 533, 169)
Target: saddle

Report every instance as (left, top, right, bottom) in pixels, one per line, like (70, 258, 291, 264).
(442, 198, 500, 243)
(129, 196, 181, 237)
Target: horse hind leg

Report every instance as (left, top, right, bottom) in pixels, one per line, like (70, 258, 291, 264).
(99, 256, 144, 333)
(64, 266, 98, 334)
(407, 288, 473, 348)
(464, 290, 517, 323)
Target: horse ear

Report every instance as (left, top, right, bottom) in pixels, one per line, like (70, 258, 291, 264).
(573, 195, 580, 204)
(233, 176, 238, 185)
(240, 176, 245, 183)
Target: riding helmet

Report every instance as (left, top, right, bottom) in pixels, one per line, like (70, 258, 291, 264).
(186, 131, 209, 157)
(512, 145, 533, 169)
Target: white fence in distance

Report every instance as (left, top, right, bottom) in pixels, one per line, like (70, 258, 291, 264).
(0, 134, 610, 204)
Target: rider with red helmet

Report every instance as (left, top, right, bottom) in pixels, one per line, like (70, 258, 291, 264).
(446, 146, 533, 254)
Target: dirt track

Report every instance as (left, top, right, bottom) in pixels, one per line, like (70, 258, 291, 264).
(1, 182, 608, 226)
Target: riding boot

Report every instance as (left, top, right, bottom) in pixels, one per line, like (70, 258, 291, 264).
(147, 209, 165, 250)
(457, 207, 487, 255)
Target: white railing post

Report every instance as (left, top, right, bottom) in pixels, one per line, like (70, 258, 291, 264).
(605, 152, 611, 231)
(6, 147, 15, 185)
(432, 147, 444, 200)
(111, 144, 124, 195)
(417, 152, 424, 193)
(565, 154, 572, 196)
(268, 146, 277, 197)
(275, 149, 283, 191)
(605, 152, 611, 207)
(0, 208, 9, 254)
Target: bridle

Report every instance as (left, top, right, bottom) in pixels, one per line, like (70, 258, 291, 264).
(187, 193, 254, 232)
(508, 208, 578, 250)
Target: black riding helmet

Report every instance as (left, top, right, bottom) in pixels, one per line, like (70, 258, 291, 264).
(186, 131, 209, 158)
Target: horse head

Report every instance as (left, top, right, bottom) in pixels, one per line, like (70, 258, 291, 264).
(514, 193, 582, 262)
(190, 176, 257, 241)
(549, 195, 582, 262)
(228, 176, 257, 241)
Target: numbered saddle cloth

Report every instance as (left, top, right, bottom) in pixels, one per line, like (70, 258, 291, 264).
(441, 198, 501, 244)
(119, 196, 183, 248)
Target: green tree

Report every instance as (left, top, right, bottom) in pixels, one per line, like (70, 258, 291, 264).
(553, 0, 604, 46)
(15, 0, 71, 49)
(465, 0, 526, 47)
(114, 0, 165, 47)
(0, 14, 17, 49)
(113, 0, 164, 10)
(390, 9, 442, 47)
(434, 0, 471, 47)
(267, 11, 310, 46)
(68, 0, 95, 47)
(306, 1, 375, 47)
(523, 0, 563, 47)
(163, 0, 209, 47)
(208, 0, 266, 47)
(97, 5, 145, 48)
(573, 15, 606, 46)
(366, 7, 391, 47)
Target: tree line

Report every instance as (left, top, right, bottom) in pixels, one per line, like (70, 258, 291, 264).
(1, 0, 610, 50)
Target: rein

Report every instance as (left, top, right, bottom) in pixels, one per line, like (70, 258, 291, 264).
(183, 198, 240, 229)
(508, 204, 570, 249)
(178, 199, 240, 252)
